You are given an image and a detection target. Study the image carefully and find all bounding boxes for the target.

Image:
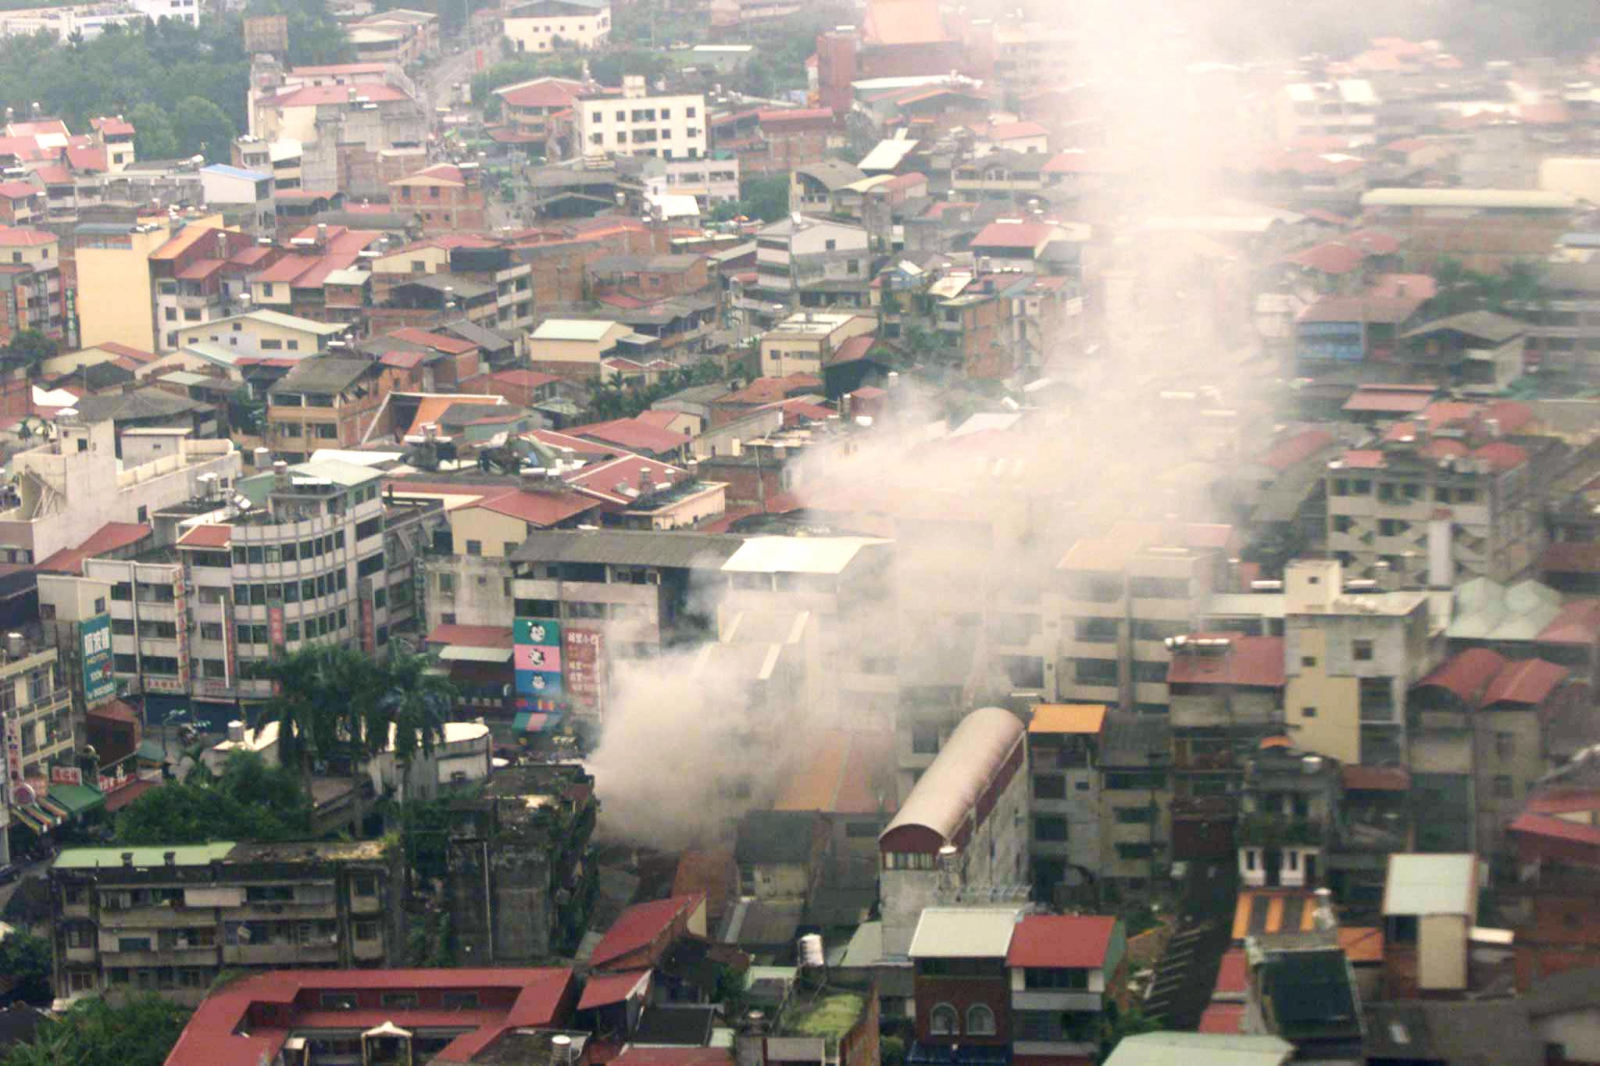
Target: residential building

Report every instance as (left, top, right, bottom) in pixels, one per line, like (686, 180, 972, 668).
(757, 310, 878, 378)
(502, 0, 611, 53)
(1025, 704, 1106, 905)
(1241, 923, 1363, 1060)
(878, 706, 1029, 958)
(578, 78, 707, 161)
(1278, 80, 1380, 143)
(1097, 712, 1171, 898)
(1008, 914, 1128, 1066)
(389, 163, 488, 234)
(197, 165, 275, 235)
(0, 637, 75, 856)
(908, 908, 1019, 1059)
(163, 967, 578, 1065)
(1282, 558, 1438, 770)
(751, 215, 872, 311)
(0, 225, 68, 346)
(733, 810, 827, 906)
(772, 730, 896, 892)
(1380, 852, 1478, 998)
(0, 181, 46, 226)
(49, 840, 406, 1006)
(76, 214, 224, 350)
(174, 308, 351, 359)
(527, 318, 631, 380)
(0, 415, 239, 566)
(494, 77, 587, 143)
(1235, 744, 1338, 890)
(149, 226, 265, 352)
(264, 357, 392, 461)
(1105, 1033, 1293, 1066)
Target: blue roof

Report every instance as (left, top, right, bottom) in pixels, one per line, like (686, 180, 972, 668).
(201, 164, 271, 182)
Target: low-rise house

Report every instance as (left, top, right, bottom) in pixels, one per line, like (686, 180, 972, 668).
(1026, 704, 1107, 906)
(1008, 914, 1128, 1066)
(734, 810, 828, 905)
(908, 908, 1019, 1059)
(1381, 853, 1478, 998)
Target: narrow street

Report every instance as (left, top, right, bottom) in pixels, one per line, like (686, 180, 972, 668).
(1142, 858, 1238, 1029)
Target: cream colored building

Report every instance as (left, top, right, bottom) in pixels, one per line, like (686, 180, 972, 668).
(527, 318, 629, 377)
(75, 214, 222, 351)
(1282, 558, 1438, 767)
(757, 310, 877, 378)
(175, 310, 350, 356)
(577, 77, 707, 161)
(503, 0, 611, 53)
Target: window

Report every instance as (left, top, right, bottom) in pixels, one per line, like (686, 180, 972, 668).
(381, 992, 419, 1009)
(442, 991, 480, 1010)
(1301, 706, 1317, 718)
(1353, 639, 1374, 661)
(1115, 807, 1155, 824)
(1493, 775, 1514, 799)
(966, 1005, 996, 1036)
(1495, 731, 1515, 760)
(1033, 815, 1068, 841)
(1033, 774, 1066, 800)
(1024, 967, 1088, 990)
(321, 992, 357, 1010)
(1302, 656, 1317, 667)
(930, 1004, 958, 1036)
(465, 540, 482, 556)
(1106, 771, 1165, 790)
(1116, 842, 1154, 860)
(200, 622, 224, 641)
(911, 720, 940, 755)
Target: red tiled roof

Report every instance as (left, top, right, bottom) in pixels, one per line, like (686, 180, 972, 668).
(1509, 812, 1600, 849)
(589, 894, 703, 971)
(379, 350, 426, 369)
(1472, 440, 1528, 473)
(35, 522, 151, 574)
(717, 374, 822, 406)
(830, 334, 877, 366)
(424, 624, 513, 648)
(31, 164, 71, 184)
(1483, 658, 1570, 707)
(387, 326, 477, 354)
(1538, 600, 1600, 646)
(65, 146, 106, 172)
(0, 180, 37, 199)
(475, 487, 600, 527)
(269, 83, 411, 107)
(1418, 648, 1508, 706)
(1213, 949, 1248, 995)
(495, 77, 586, 109)
(757, 107, 834, 124)
(1167, 635, 1286, 688)
(89, 698, 138, 725)
(102, 778, 159, 812)
(395, 162, 468, 185)
(971, 219, 1056, 250)
(1200, 1003, 1244, 1034)
(176, 524, 234, 550)
(672, 849, 735, 921)
(1542, 542, 1600, 576)
(1342, 384, 1436, 414)
(1260, 428, 1335, 471)
(252, 254, 319, 283)
(176, 259, 225, 282)
(1007, 915, 1117, 968)
(1340, 926, 1384, 963)
(568, 417, 688, 455)
(94, 341, 157, 363)
(1339, 449, 1387, 469)
(1527, 789, 1600, 815)
(565, 455, 689, 506)
(1341, 765, 1410, 791)
(1285, 242, 1367, 275)
(0, 225, 54, 246)
(91, 116, 136, 136)
(577, 969, 649, 1010)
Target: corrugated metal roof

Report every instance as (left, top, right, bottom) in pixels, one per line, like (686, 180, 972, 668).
(511, 529, 744, 569)
(721, 536, 888, 575)
(1028, 704, 1107, 735)
(880, 707, 1023, 846)
(1104, 1032, 1293, 1066)
(1382, 853, 1476, 916)
(908, 907, 1020, 958)
(55, 841, 238, 869)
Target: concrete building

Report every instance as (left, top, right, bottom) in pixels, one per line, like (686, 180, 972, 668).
(388, 163, 487, 234)
(149, 225, 264, 353)
(577, 78, 707, 161)
(908, 908, 1020, 1058)
(264, 357, 392, 462)
(49, 840, 405, 1007)
(1381, 852, 1478, 998)
(0, 226, 68, 346)
(1277, 80, 1380, 143)
(1282, 558, 1439, 769)
(1025, 704, 1106, 905)
(76, 215, 225, 351)
(1235, 744, 1339, 891)
(527, 318, 630, 379)
(1007, 914, 1128, 1066)
(0, 416, 240, 567)
(752, 215, 871, 311)
(1096, 712, 1171, 898)
(878, 707, 1029, 958)
(502, 0, 611, 53)
(197, 165, 275, 235)
(758, 310, 878, 379)
(0, 636, 75, 862)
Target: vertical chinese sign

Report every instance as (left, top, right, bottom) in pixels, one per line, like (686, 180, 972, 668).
(79, 614, 115, 708)
(563, 626, 604, 718)
(513, 617, 563, 710)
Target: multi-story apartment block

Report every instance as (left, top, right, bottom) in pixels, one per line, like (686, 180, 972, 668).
(502, 0, 611, 53)
(197, 165, 275, 235)
(1277, 80, 1380, 143)
(388, 163, 488, 234)
(494, 76, 586, 144)
(1055, 521, 1235, 714)
(1025, 704, 1106, 905)
(1235, 743, 1339, 892)
(0, 225, 69, 345)
(75, 212, 224, 351)
(49, 840, 405, 1006)
(1007, 914, 1128, 1066)
(751, 214, 873, 312)
(757, 310, 878, 378)
(1096, 711, 1171, 899)
(1325, 422, 1545, 587)
(0, 415, 240, 567)
(0, 637, 76, 855)
(1282, 558, 1439, 769)
(149, 226, 263, 351)
(0, 181, 46, 226)
(577, 77, 707, 161)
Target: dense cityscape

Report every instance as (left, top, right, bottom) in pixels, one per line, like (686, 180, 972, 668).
(0, 0, 1593, 1063)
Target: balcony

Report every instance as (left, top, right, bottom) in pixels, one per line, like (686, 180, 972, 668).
(1011, 990, 1103, 1012)
(97, 905, 203, 930)
(352, 937, 385, 960)
(1236, 813, 1324, 847)
(1171, 794, 1238, 821)
(1173, 749, 1235, 771)
(223, 941, 339, 966)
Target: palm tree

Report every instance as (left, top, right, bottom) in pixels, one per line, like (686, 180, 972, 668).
(321, 645, 389, 835)
(381, 650, 456, 801)
(254, 644, 339, 794)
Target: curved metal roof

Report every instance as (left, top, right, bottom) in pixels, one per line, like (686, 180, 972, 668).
(880, 707, 1023, 847)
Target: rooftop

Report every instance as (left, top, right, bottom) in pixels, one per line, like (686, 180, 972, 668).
(1382, 853, 1476, 916)
(908, 907, 1021, 959)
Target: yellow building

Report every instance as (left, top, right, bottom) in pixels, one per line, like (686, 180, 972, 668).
(527, 318, 630, 378)
(757, 310, 877, 378)
(75, 215, 223, 351)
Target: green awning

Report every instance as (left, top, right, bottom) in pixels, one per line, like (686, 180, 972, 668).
(47, 783, 106, 817)
(512, 711, 561, 734)
(13, 804, 57, 832)
(137, 738, 168, 762)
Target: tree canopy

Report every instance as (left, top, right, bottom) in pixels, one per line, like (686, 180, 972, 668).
(0, 994, 190, 1066)
(0, 930, 53, 1006)
(113, 750, 312, 844)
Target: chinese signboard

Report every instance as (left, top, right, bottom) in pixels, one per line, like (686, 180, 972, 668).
(50, 765, 82, 786)
(514, 617, 563, 708)
(358, 580, 376, 654)
(268, 605, 285, 649)
(3, 711, 22, 804)
(80, 614, 115, 707)
(563, 626, 604, 716)
(171, 565, 192, 691)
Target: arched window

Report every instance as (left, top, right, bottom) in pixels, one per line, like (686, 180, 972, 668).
(966, 1004, 996, 1036)
(930, 1003, 958, 1036)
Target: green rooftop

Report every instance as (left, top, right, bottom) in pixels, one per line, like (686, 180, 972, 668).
(54, 842, 239, 870)
(781, 989, 867, 1046)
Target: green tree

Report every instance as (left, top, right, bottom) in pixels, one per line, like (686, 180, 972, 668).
(0, 930, 53, 1005)
(3, 329, 58, 365)
(0, 993, 190, 1066)
(736, 174, 791, 223)
(128, 103, 178, 161)
(171, 95, 235, 163)
(113, 751, 312, 844)
(254, 644, 343, 793)
(381, 650, 455, 797)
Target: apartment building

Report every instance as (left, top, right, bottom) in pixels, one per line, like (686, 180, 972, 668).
(1055, 522, 1235, 714)
(1025, 704, 1106, 905)
(49, 840, 405, 1006)
(149, 226, 263, 351)
(1008, 915, 1128, 1066)
(0, 638, 76, 846)
(752, 214, 872, 311)
(758, 310, 878, 378)
(368, 239, 535, 335)
(1282, 558, 1439, 769)
(0, 225, 68, 346)
(388, 163, 487, 234)
(502, 0, 611, 52)
(1325, 423, 1545, 586)
(0, 415, 240, 566)
(577, 77, 707, 161)
(1096, 711, 1171, 899)
(74, 213, 224, 351)
(494, 77, 586, 142)
(0, 181, 45, 226)
(264, 358, 392, 463)
(1277, 80, 1380, 143)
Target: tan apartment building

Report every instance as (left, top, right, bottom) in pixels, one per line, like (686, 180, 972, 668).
(49, 840, 404, 1007)
(0, 637, 75, 804)
(1282, 558, 1439, 768)
(75, 214, 224, 351)
(758, 310, 878, 378)
(527, 318, 630, 379)
(264, 358, 391, 462)
(176, 310, 351, 358)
